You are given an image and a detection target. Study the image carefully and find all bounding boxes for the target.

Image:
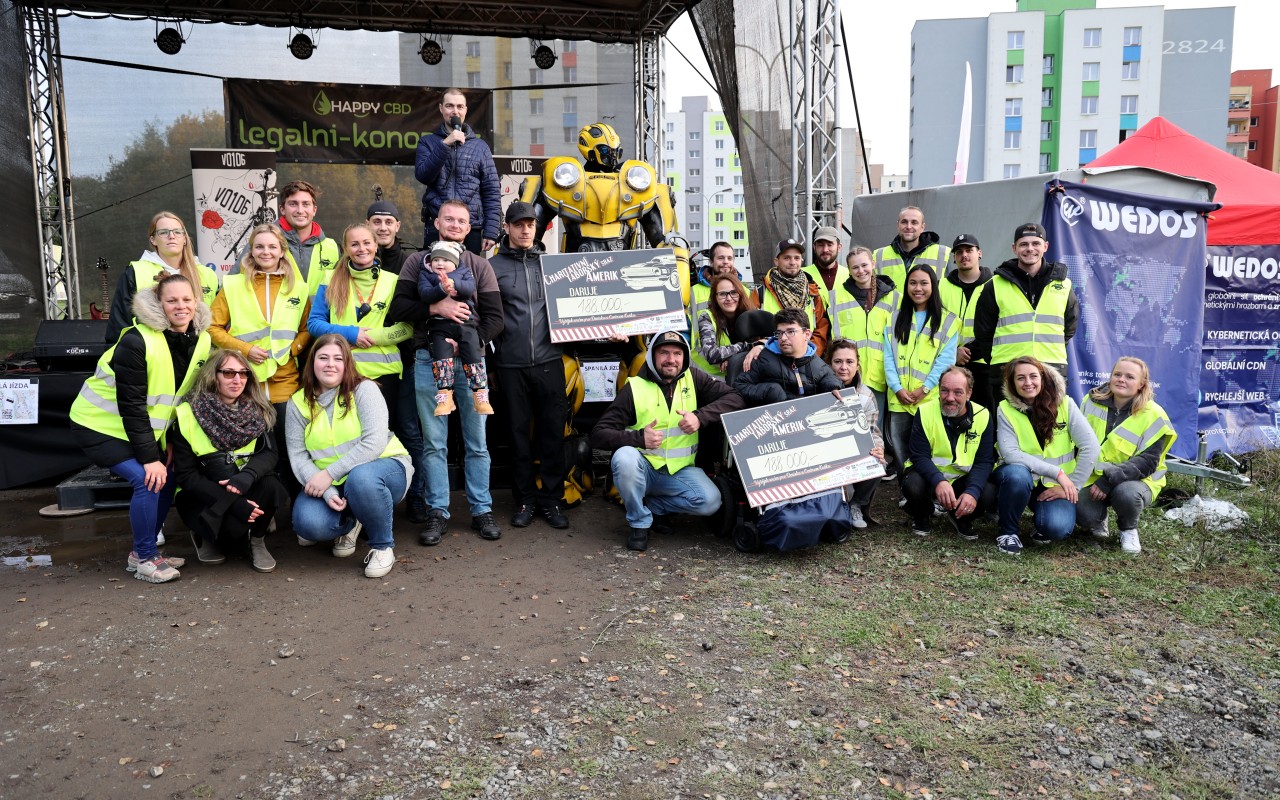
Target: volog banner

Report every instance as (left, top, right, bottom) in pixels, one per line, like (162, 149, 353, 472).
(1199, 245, 1280, 453)
(1042, 180, 1218, 460)
(190, 149, 278, 278)
(225, 80, 493, 165)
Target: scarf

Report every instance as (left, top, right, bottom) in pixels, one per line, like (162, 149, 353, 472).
(190, 391, 267, 452)
(767, 268, 810, 311)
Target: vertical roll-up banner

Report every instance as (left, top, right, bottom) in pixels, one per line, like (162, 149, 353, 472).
(1043, 180, 1219, 460)
(190, 149, 279, 279)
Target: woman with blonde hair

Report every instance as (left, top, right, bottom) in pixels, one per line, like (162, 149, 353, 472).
(105, 211, 220, 343)
(1076, 356, 1176, 554)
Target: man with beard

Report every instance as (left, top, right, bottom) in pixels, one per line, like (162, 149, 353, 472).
(902, 366, 996, 539)
(873, 206, 950, 292)
(755, 239, 831, 357)
(804, 226, 858, 340)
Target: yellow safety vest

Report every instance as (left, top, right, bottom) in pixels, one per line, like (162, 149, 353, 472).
(322, 268, 406, 379)
(834, 289, 899, 393)
(221, 269, 309, 382)
(287, 237, 342, 296)
(908, 399, 990, 476)
(688, 310, 728, 379)
(628, 370, 699, 472)
(990, 274, 1071, 366)
(1080, 397, 1176, 498)
(290, 390, 409, 485)
(687, 282, 711, 338)
(873, 243, 950, 294)
(70, 325, 212, 441)
(999, 398, 1077, 488)
(803, 264, 856, 339)
(174, 403, 258, 469)
(131, 260, 220, 305)
(938, 276, 991, 365)
(886, 310, 959, 414)
(758, 285, 819, 331)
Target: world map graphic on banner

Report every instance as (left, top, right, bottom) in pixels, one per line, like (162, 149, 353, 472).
(1062, 252, 1190, 355)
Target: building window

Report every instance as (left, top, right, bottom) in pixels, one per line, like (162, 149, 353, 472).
(1120, 95, 1138, 114)
(1041, 88, 1053, 108)
(1003, 164, 1021, 179)
(1251, 116, 1260, 127)
(664, 141, 674, 151)
(732, 230, 745, 241)
(564, 97, 577, 113)
(563, 40, 576, 52)
(466, 41, 481, 57)
(714, 212, 724, 222)
(1040, 120, 1053, 140)
(733, 175, 742, 185)
(504, 120, 513, 139)
(732, 155, 740, 167)
(1043, 55, 1054, 75)
(1081, 96, 1098, 115)
(1122, 61, 1140, 80)
(714, 120, 725, 131)
(1080, 130, 1098, 148)
(733, 212, 745, 222)
(689, 204, 700, 213)
(1083, 28, 1101, 47)
(467, 72, 481, 88)
(689, 150, 700, 159)
(733, 194, 743, 203)
(734, 248, 745, 257)
(665, 121, 674, 133)
(715, 139, 725, 149)
(529, 69, 544, 85)
(714, 229, 726, 240)
(1249, 141, 1258, 151)
(1123, 26, 1142, 46)
(530, 128, 543, 145)
(530, 98, 544, 115)
(689, 186, 700, 194)
(714, 157, 725, 167)
(1004, 130, 1022, 149)
(714, 176, 725, 186)
(1007, 31, 1024, 50)
(503, 93, 512, 109)
(663, 159, 674, 169)
(1005, 98, 1022, 117)
(689, 222, 701, 232)
(503, 63, 512, 80)
(563, 66, 577, 82)
(565, 126, 576, 143)
(1082, 62, 1100, 81)
(689, 168, 701, 176)
(1039, 153, 1052, 173)
(689, 131, 701, 140)
(1006, 64, 1023, 83)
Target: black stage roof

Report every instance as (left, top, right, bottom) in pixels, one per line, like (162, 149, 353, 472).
(18, 0, 697, 41)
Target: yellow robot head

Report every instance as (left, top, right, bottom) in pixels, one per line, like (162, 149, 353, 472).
(579, 123, 623, 172)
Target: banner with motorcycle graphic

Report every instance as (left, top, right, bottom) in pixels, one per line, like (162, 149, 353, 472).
(190, 149, 279, 278)
(542, 249, 687, 343)
(722, 389, 885, 508)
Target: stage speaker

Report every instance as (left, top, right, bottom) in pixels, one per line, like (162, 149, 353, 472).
(33, 319, 109, 372)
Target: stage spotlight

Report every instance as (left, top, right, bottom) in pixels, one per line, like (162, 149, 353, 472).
(289, 33, 315, 60)
(155, 26, 184, 55)
(420, 39, 444, 65)
(533, 44, 557, 70)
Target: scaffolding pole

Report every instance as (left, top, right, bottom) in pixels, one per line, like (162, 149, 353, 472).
(789, 0, 839, 241)
(634, 32, 663, 170)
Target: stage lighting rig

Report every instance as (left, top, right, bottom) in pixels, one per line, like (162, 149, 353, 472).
(289, 30, 317, 60)
(531, 41, 557, 70)
(153, 21, 187, 55)
(419, 38, 445, 65)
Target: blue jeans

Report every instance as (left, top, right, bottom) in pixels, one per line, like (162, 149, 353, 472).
(993, 464, 1076, 541)
(611, 446, 721, 528)
(292, 459, 407, 550)
(396, 360, 428, 500)
(110, 458, 174, 561)
(414, 350, 492, 517)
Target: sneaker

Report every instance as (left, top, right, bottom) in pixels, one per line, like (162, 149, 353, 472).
(133, 555, 180, 583)
(332, 522, 362, 557)
(364, 547, 396, 578)
(1119, 529, 1142, 554)
(297, 535, 317, 547)
(190, 531, 226, 565)
(1029, 532, 1053, 546)
(1090, 519, 1111, 539)
(406, 494, 429, 524)
(898, 497, 908, 509)
(472, 388, 494, 415)
(511, 503, 535, 528)
(933, 502, 947, 517)
(539, 504, 569, 529)
(420, 510, 447, 546)
(997, 534, 1023, 555)
(471, 512, 502, 541)
(627, 527, 650, 552)
(949, 515, 979, 541)
(650, 514, 674, 535)
(250, 536, 276, 573)
(155, 527, 166, 547)
(127, 551, 186, 572)
(910, 521, 931, 537)
(433, 389, 456, 416)
(849, 505, 867, 529)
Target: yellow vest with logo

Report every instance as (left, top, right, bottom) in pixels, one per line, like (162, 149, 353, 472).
(990, 274, 1071, 365)
(834, 289, 899, 393)
(131, 260, 220, 306)
(1080, 396, 1176, 498)
(938, 276, 990, 366)
(873, 243, 950, 294)
(287, 237, 342, 296)
(322, 268, 406, 379)
(689, 310, 728, 379)
(999, 398, 1077, 488)
(71, 325, 212, 441)
(803, 264, 856, 339)
(222, 269, 310, 382)
(174, 402, 258, 468)
(886, 310, 960, 414)
(290, 390, 409, 485)
(628, 370, 699, 472)
(908, 399, 990, 476)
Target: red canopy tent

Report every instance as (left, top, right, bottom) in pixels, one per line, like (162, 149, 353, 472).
(1088, 116, 1280, 245)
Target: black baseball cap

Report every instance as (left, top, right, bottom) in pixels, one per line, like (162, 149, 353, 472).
(505, 201, 537, 223)
(775, 238, 805, 257)
(1013, 223, 1048, 242)
(366, 199, 400, 220)
(952, 233, 980, 250)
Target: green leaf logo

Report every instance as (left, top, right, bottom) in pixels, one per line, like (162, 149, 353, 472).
(313, 91, 331, 115)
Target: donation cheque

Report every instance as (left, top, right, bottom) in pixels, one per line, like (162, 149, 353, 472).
(542, 249, 687, 343)
(722, 389, 885, 507)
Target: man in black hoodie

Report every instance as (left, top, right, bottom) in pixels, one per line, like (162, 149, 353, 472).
(733, 309, 844, 406)
(970, 222, 1079, 401)
(940, 233, 995, 411)
(591, 331, 744, 552)
(873, 206, 951, 291)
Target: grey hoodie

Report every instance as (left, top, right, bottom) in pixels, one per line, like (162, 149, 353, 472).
(995, 367, 1099, 489)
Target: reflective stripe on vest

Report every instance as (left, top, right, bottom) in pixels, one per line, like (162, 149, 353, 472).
(223, 270, 309, 381)
(938, 277, 991, 365)
(990, 274, 1071, 365)
(887, 310, 959, 414)
(174, 403, 257, 469)
(132, 260, 220, 304)
(688, 309, 728, 379)
(688, 282, 711, 337)
(70, 325, 212, 439)
(291, 390, 409, 485)
(325, 268, 405, 378)
(803, 264, 854, 339)
(908, 399, 990, 477)
(834, 289, 899, 392)
(873, 244, 951, 293)
(628, 371, 699, 472)
(999, 398, 1077, 488)
(1080, 396, 1176, 498)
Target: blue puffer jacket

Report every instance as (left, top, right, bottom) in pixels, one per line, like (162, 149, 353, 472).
(414, 122, 501, 241)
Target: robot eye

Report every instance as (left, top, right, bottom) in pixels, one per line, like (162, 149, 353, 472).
(588, 126, 603, 138)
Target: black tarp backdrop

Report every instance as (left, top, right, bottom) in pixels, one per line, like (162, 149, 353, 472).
(0, 2, 45, 356)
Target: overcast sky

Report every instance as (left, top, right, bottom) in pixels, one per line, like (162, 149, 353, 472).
(663, 0, 1279, 175)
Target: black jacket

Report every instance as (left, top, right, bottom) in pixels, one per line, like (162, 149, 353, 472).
(732, 341, 843, 406)
(379, 239, 416, 277)
(970, 258, 1079, 365)
(907, 401, 996, 500)
(388, 247, 505, 352)
(171, 423, 282, 530)
(487, 239, 563, 368)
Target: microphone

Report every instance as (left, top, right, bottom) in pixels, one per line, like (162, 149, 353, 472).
(449, 115, 463, 132)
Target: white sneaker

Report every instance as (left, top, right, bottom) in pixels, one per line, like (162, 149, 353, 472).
(850, 505, 867, 529)
(1090, 520, 1111, 539)
(1119, 529, 1141, 554)
(297, 535, 317, 547)
(155, 526, 166, 547)
(364, 547, 395, 578)
(333, 522, 362, 558)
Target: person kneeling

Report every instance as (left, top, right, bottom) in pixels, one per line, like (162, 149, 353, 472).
(902, 366, 995, 539)
(591, 331, 744, 552)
